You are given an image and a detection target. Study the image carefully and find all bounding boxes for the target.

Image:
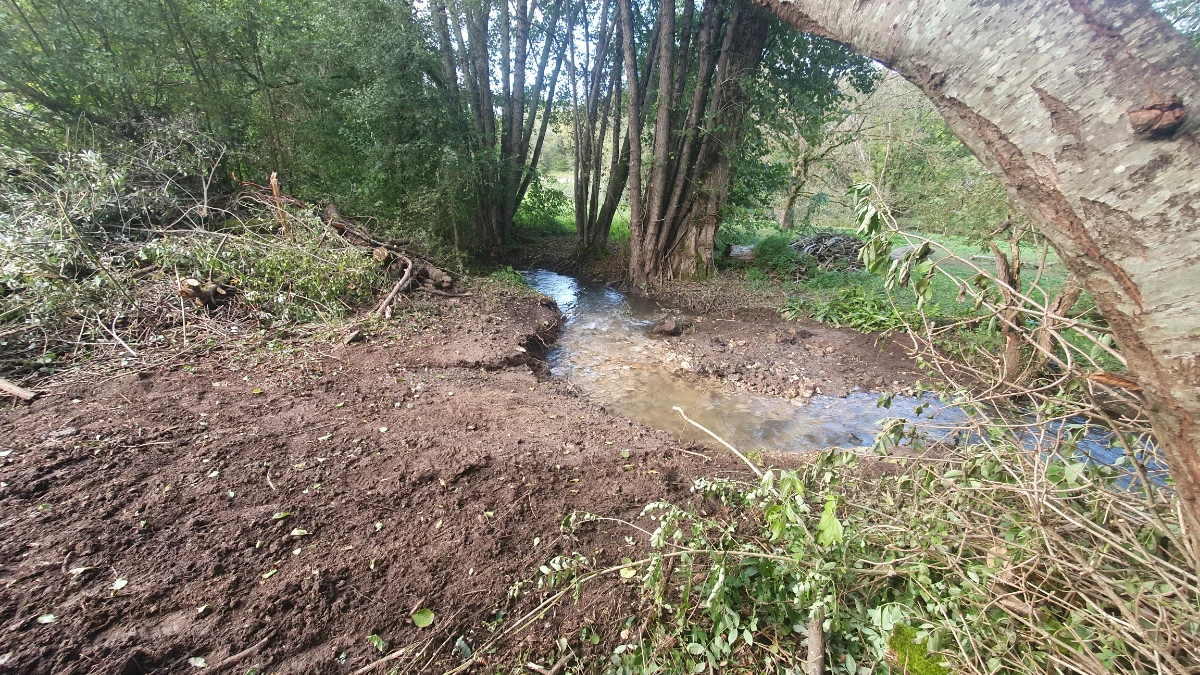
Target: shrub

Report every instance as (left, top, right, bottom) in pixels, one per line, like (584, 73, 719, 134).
(514, 175, 571, 233)
(754, 232, 805, 276)
(782, 286, 916, 333)
(535, 439, 1196, 675)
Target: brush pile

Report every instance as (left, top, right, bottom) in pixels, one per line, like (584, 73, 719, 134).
(791, 231, 864, 268)
(0, 125, 459, 383)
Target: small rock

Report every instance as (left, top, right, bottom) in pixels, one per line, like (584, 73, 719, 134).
(651, 316, 689, 336)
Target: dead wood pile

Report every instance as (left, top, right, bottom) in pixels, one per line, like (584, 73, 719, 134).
(319, 204, 465, 318)
(791, 231, 865, 268)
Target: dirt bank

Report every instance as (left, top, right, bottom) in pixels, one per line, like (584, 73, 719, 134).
(653, 307, 923, 401)
(0, 288, 761, 674)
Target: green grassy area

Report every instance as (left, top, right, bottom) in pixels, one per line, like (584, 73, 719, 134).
(705, 220, 1121, 372)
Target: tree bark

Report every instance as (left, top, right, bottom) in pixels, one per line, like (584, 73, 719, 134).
(618, 0, 647, 278)
(667, 3, 768, 279)
(753, 0, 1200, 567)
(636, 0, 678, 285)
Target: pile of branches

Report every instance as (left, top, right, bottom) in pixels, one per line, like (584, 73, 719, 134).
(791, 231, 864, 268)
(318, 204, 463, 319)
(0, 123, 460, 383)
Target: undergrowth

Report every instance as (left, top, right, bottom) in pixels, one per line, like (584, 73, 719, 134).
(781, 286, 916, 333)
(504, 433, 1197, 675)
(0, 124, 390, 377)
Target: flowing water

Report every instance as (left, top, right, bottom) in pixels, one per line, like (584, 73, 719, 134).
(522, 269, 964, 453)
(521, 269, 1167, 484)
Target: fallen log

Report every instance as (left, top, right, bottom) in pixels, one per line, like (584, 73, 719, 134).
(322, 204, 409, 251)
(420, 287, 472, 298)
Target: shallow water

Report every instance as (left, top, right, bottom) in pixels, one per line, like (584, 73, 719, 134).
(522, 269, 964, 453)
(522, 269, 1168, 485)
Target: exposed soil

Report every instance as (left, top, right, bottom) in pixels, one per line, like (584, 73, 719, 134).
(0, 265, 930, 674)
(0, 289, 766, 674)
(648, 307, 923, 401)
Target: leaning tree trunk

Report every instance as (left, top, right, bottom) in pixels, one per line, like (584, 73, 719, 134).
(754, 0, 1200, 567)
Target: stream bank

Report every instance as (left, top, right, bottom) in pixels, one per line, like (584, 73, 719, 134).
(0, 285, 764, 674)
(0, 271, 939, 673)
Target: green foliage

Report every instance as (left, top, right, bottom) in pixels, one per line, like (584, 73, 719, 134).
(551, 439, 1196, 675)
(782, 287, 914, 333)
(514, 176, 572, 234)
(804, 268, 874, 291)
(727, 20, 879, 215)
(1157, 0, 1200, 45)
(140, 216, 380, 324)
(482, 265, 530, 292)
(0, 0, 470, 237)
(889, 624, 950, 675)
(714, 221, 761, 255)
(877, 108, 1009, 241)
(754, 233, 813, 278)
(0, 132, 383, 375)
(715, 224, 817, 281)
(411, 608, 435, 628)
(744, 268, 771, 283)
(367, 634, 387, 652)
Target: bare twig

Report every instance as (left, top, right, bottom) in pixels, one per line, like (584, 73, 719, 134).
(97, 315, 137, 357)
(672, 406, 762, 478)
(374, 256, 415, 319)
(0, 377, 36, 401)
(210, 636, 270, 674)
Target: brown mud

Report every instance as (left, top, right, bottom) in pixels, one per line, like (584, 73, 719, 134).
(658, 308, 922, 400)
(0, 281, 914, 674)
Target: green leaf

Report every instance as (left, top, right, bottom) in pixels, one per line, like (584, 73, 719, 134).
(816, 497, 844, 547)
(619, 557, 637, 579)
(454, 635, 472, 659)
(368, 634, 387, 652)
(686, 643, 705, 655)
(412, 608, 435, 628)
(37, 613, 56, 624)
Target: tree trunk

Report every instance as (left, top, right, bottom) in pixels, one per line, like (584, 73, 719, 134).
(754, 0, 1200, 567)
(641, 0, 676, 279)
(619, 0, 648, 280)
(626, 0, 767, 284)
(671, 4, 768, 279)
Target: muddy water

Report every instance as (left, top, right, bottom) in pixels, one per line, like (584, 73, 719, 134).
(523, 269, 963, 453)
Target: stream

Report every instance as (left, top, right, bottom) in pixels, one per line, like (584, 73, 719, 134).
(522, 269, 1167, 483)
(522, 269, 963, 454)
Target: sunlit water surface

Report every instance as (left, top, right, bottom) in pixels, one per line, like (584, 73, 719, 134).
(522, 269, 963, 453)
(521, 270, 1165, 484)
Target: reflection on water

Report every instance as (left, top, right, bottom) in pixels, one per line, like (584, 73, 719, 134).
(522, 269, 963, 453)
